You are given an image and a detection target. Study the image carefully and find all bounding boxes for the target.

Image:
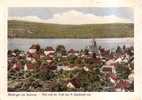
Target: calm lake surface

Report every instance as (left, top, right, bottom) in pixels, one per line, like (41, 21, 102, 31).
(8, 38, 134, 51)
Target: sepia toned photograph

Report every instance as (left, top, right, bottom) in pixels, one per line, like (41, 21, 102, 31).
(8, 7, 134, 92)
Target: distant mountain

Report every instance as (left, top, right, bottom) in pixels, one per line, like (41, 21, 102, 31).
(8, 20, 134, 38)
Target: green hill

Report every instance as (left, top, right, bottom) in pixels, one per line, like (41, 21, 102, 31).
(8, 20, 134, 38)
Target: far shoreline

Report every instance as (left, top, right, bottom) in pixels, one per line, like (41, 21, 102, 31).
(8, 37, 134, 39)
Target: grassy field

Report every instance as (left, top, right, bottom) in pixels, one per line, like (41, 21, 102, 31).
(8, 20, 134, 38)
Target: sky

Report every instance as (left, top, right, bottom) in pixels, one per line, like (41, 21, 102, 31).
(8, 7, 134, 24)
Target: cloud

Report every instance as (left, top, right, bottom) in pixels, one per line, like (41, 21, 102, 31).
(8, 16, 42, 22)
(9, 10, 132, 24)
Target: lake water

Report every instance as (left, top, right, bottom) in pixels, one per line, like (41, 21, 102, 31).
(8, 38, 134, 51)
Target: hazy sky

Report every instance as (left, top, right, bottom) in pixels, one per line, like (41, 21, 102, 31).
(8, 7, 134, 24)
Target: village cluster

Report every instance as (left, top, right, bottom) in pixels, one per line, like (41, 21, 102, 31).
(8, 41, 134, 92)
